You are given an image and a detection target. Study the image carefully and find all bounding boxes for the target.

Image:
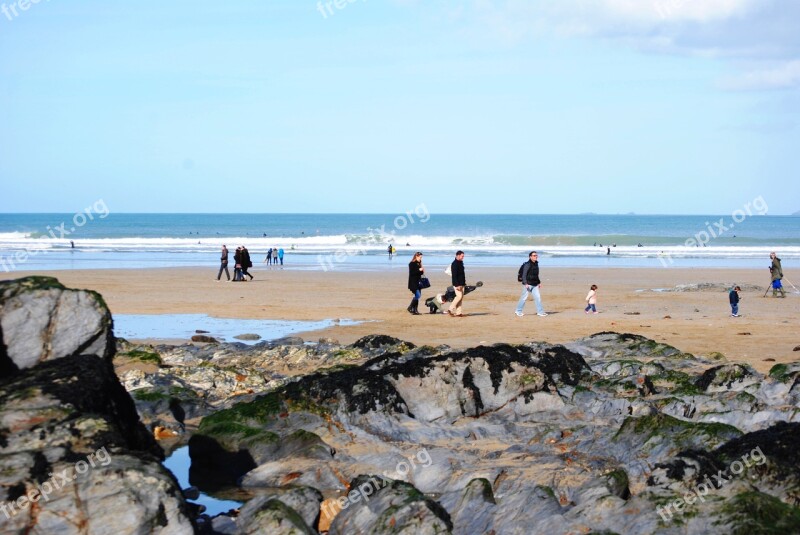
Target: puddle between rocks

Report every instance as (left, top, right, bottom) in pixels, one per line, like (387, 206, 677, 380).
(163, 446, 243, 517)
(114, 314, 363, 344)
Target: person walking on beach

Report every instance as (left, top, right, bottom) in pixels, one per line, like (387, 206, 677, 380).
(729, 285, 741, 317)
(233, 247, 244, 281)
(216, 244, 230, 281)
(770, 252, 785, 298)
(585, 284, 598, 314)
(407, 252, 425, 315)
(278, 247, 284, 265)
(241, 246, 254, 280)
(516, 251, 547, 317)
(448, 251, 466, 317)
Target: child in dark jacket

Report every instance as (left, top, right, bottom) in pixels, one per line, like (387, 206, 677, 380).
(729, 286, 741, 317)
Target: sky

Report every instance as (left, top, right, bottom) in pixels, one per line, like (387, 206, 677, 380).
(0, 0, 798, 215)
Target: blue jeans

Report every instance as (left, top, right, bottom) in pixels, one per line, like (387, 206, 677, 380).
(411, 288, 421, 299)
(731, 304, 738, 315)
(516, 284, 544, 314)
(585, 304, 596, 312)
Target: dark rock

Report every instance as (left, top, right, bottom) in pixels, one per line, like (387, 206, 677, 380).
(237, 487, 323, 532)
(329, 476, 452, 535)
(234, 333, 261, 341)
(0, 277, 193, 533)
(188, 434, 258, 489)
(239, 499, 317, 534)
(271, 336, 304, 346)
(195, 329, 210, 334)
(695, 363, 758, 392)
(191, 335, 219, 343)
(605, 469, 631, 499)
(636, 375, 657, 396)
(352, 334, 414, 349)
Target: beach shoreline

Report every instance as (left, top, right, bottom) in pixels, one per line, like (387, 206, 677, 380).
(3, 265, 797, 373)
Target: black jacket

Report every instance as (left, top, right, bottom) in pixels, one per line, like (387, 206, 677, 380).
(408, 260, 423, 292)
(234, 249, 242, 266)
(451, 259, 466, 287)
(522, 260, 540, 286)
(242, 248, 252, 268)
(729, 290, 739, 305)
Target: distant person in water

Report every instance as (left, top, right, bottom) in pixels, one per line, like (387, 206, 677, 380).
(585, 284, 598, 314)
(729, 285, 741, 317)
(241, 246, 254, 280)
(607, 247, 611, 255)
(407, 252, 425, 315)
(70, 240, 75, 249)
(388, 244, 394, 257)
(216, 244, 230, 281)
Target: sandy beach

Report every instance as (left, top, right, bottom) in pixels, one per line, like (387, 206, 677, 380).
(4, 266, 797, 372)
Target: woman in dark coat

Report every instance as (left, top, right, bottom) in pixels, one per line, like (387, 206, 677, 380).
(407, 252, 425, 315)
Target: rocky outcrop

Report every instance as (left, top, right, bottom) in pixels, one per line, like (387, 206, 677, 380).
(0, 277, 193, 534)
(0, 276, 112, 374)
(166, 331, 800, 534)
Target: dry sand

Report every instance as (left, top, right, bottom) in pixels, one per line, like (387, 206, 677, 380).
(4, 266, 798, 373)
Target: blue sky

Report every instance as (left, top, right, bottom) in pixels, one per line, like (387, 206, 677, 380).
(1, 0, 798, 214)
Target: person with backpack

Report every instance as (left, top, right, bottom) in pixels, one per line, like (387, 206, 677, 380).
(515, 251, 547, 317)
(770, 252, 785, 297)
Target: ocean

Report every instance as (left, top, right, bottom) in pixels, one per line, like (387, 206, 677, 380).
(1, 213, 799, 272)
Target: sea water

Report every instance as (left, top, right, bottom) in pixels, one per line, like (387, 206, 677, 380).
(2, 213, 799, 271)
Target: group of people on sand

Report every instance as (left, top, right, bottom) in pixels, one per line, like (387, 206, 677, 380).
(407, 249, 575, 317)
(215, 245, 287, 281)
(215, 245, 254, 282)
(407, 250, 790, 319)
(264, 247, 284, 265)
(729, 252, 788, 317)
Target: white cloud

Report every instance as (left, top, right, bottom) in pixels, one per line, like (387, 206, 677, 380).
(721, 60, 800, 90)
(433, 0, 800, 90)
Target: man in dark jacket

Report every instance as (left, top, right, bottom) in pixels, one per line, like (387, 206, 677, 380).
(216, 244, 230, 281)
(448, 251, 466, 316)
(515, 251, 547, 316)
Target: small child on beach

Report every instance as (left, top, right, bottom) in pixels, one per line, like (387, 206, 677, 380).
(729, 285, 741, 317)
(585, 285, 598, 314)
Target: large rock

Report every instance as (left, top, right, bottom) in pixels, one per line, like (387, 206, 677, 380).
(328, 476, 452, 535)
(0, 276, 112, 374)
(115, 329, 800, 534)
(0, 277, 193, 534)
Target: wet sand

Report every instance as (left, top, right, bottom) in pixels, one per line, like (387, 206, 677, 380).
(4, 266, 798, 373)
